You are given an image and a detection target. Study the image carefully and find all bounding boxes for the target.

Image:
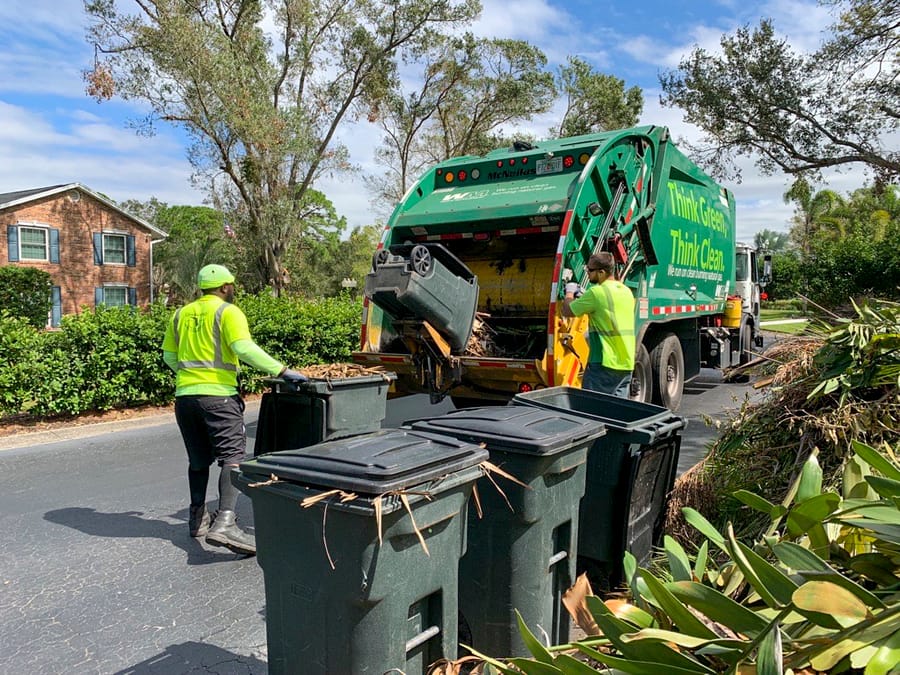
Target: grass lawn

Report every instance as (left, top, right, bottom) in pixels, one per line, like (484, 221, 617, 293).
(759, 307, 812, 335)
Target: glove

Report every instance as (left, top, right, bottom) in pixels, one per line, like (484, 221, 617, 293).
(280, 368, 308, 386)
(565, 282, 583, 298)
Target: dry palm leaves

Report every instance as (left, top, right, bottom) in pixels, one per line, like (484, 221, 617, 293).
(667, 301, 900, 547)
(464, 313, 496, 357)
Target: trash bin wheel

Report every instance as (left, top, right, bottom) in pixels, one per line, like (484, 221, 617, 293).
(410, 245, 433, 276)
(372, 248, 390, 269)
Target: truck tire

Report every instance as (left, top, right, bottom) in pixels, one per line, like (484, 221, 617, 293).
(739, 319, 753, 365)
(629, 344, 652, 403)
(650, 334, 684, 411)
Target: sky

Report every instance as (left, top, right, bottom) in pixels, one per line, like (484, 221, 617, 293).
(0, 0, 861, 243)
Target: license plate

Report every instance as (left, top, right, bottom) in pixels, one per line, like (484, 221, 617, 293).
(535, 156, 563, 175)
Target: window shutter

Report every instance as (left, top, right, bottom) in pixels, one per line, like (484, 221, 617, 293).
(128, 287, 137, 306)
(7, 225, 18, 262)
(49, 229, 60, 264)
(93, 233, 103, 265)
(126, 235, 136, 267)
(51, 287, 62, 327)
(95, 288, 104, 306)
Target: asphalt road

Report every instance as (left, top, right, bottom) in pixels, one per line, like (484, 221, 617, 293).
(0, 372, 754, 674)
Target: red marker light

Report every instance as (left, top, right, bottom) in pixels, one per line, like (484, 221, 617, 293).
(508, 158, 515, 166)
(522, 157, 529, 164)
(563, 155, 575, 168)
(497, 160, 503, 168)
(518, 383, 533, 393)
(458, 170, 467, 181)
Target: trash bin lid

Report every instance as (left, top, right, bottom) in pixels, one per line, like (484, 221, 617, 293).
(513, 386, 677, 430)
(239, 428, 487, 494)
(408, 406, 605, 456)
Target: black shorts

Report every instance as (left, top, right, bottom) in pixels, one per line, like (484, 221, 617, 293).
(174, 395, 246, 469)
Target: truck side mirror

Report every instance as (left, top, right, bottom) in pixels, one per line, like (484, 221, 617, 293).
(761, 254, 773, 287)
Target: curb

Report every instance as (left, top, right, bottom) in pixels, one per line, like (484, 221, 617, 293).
(0, 399, 262, 452)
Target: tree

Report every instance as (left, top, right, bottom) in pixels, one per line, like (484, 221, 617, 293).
(85, 0, 481, 295)
(659, 1, 899, 182)
(752, 228, 791, 253)
(151, 205, 233, 303)
(552, 56, 642, 138)
(783, 178, 847, 253)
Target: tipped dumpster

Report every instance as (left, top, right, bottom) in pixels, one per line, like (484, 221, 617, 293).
(235, 429, 487, 675)
(253, 372, 395, 457)
(407, 405, 605, 657)
(512, 386, 685, 585)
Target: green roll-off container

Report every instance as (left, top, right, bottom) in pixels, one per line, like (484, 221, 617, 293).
(408, 405, 605, 657)
(512, 386, 685, 585)
(235, 429, 487, 674)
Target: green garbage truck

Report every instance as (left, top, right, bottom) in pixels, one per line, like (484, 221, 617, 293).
(353, 125, 767, 410)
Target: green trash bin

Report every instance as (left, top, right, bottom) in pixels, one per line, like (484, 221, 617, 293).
(365, 243, 478, 353)
(512, 386, 685, 585)
(253, 372, 396, 456)
(235, 429, 487, 675)
(407, 405, 605, 658)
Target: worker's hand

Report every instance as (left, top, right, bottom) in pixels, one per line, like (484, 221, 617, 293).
(280, 368, 308, 385)
(565, 282, 583, 297)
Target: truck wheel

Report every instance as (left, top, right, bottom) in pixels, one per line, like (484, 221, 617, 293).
(629, 344, 652, 403)
(739, 319, 753, 365)
(409, 245, 433, 275)
(650, 334, 684, 411)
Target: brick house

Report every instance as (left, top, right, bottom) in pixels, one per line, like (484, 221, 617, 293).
(1, 183, 167, 327)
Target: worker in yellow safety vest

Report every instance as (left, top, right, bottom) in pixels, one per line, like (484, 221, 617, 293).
(162, 264, 306, 555)
(561, 251, 636, 398)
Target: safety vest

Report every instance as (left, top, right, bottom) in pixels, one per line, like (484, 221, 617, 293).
(170, 297, 243, 389)
(583, 280, 636, 370)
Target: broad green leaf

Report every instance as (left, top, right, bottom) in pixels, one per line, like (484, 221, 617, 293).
(864, 628, 900, 675)
(639, 570, 718, 639)
(681, 508, 726, 550)
(844, 454, 875, 500)
(591, 601, 714, 673)
(808, 613, 900, 671)
(732, 489, 786, 519)
(836, 505, 900, 524)
(849, 553, 900, 587)
(851, 440, 900, 481)
(725, 524, 792, 608)
(668, 581, 769, 636)
(792, 581, 870, 627)
(756, 621, 783, 675)
(553, 654, 607, 675)
(866, 476, 900, 499)
(786, 492, 841, 535)
(573, 644, 707, 675)
(516, 610, 554, 664)
(797, 570, 885, 609)
(796, 452, 823, 503)
(665, 535, 693, 582)
(694, 540, 709, 582)
(507, 658, 562, 674)
(850, 644, 879, 671)
(732, 539, 799, 607)
(602, 598, 655, 629)
(842, 519, 900, 540)
(770, 541, 833, 573)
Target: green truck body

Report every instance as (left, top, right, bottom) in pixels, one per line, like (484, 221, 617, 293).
(354, 125, 762, 410)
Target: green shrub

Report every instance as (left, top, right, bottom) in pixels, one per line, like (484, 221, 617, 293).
(0, 292, 364, 418)
(0, 266, 53, 329)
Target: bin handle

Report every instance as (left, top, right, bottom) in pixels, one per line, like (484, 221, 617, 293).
(406, 625, 440, 653)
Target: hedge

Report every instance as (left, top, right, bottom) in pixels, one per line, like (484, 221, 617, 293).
(0, 292, 363, 419)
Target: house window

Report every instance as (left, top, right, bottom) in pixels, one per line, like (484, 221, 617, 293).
(19, 226, 49, 261)
(96, 286, 137, 308)
(103, 233, 126, 264)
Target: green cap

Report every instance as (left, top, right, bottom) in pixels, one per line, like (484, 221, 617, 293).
(198, 264, 235, 289)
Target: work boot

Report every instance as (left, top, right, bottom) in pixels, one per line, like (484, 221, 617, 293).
(205, 510, 256, 555)
(189, 503, 210, 538)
